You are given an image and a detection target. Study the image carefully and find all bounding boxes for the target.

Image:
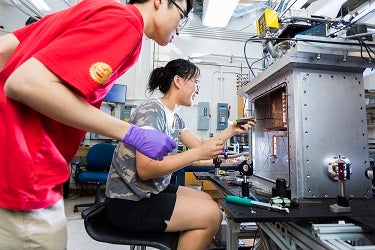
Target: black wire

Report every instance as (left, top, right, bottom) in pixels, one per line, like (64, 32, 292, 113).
(361, 39, 373, 61)
(359, 38, 366, 62)
(358, 38, 368, 60)
(243, 36, 260, 77)
(357, 37, 374, 63)
(250, 57, 267, 77)
(362, 38, 375, 58)
(243, 39, 253, 76)
(360, 39, 365, 61)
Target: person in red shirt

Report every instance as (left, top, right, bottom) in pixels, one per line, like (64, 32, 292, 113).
(0, 0, 194, 249)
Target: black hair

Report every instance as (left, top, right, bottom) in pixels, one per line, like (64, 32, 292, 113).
(128, 0, 193, 14)
(148, 59, 200, 95)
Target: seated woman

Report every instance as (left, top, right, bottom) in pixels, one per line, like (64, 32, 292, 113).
(105, 59, 255, 250)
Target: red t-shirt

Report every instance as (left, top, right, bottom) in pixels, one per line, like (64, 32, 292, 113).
(0, 0, 143, 210)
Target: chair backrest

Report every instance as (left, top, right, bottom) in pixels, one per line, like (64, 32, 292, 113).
(86, 143, 116, 170)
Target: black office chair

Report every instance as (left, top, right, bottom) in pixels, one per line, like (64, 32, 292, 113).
(84, 202, 180, 250)
(73, 143, 116, 215)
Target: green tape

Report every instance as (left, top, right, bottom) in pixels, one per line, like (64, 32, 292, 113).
(226, 195, 252, 206)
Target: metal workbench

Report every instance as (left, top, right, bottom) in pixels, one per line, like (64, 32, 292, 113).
(195, 172, 375, 250)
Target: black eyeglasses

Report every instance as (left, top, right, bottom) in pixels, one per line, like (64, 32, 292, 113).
(186, 78, 200, 88)
(170, 0, 189, 30)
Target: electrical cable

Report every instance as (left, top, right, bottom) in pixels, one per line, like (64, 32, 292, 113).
(359, 40, 367, 62)
(249, 57, 266, 77)
(366, 43, 375, 59)
(243, 36, 260, 77)
(360, 38, 375, 56)
(362, 39, 373, 61)
(357, 37, 374, 63)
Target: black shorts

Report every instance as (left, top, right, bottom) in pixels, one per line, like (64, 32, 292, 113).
(104, 184, 178, 232)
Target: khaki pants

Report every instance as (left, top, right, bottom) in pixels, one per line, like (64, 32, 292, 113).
(0, 198, 67, 250)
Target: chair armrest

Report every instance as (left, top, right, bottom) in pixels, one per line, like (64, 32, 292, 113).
(82, 202, 105, 219)
(73, 162, 88, 184)
(71, 160, 83, 166)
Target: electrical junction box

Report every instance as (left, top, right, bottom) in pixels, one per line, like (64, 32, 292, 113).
(120, 104, 136, 122)
(217, 103, 228, 130)
(197, 102, 210, 130)
(256, 9, 279, 36)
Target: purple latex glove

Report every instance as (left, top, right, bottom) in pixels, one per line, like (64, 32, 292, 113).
(121, 124, 176, 160)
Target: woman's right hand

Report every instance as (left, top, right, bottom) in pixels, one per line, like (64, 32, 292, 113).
(196, 138, 224, 160)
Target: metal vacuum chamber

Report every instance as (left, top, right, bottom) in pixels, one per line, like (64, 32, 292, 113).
(238, 35, 374, 199)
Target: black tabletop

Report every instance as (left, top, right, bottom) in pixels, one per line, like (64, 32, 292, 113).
(194, 172, 375, 232)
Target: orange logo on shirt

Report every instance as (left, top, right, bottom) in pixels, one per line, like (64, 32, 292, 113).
(89, 62, 113, 84)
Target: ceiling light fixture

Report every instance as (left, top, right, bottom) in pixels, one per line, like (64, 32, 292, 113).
(202, 0, 239, 28)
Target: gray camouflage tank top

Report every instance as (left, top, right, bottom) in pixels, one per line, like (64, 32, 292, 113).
(105, 98, 186, 201)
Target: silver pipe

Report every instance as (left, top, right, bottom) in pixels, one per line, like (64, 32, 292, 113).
(339, 180, 345, 197)
(266, 41, 282, 58)
(344, 32, 375, 39)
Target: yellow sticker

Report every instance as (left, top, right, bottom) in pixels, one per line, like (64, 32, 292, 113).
(89, 62, 113, 84)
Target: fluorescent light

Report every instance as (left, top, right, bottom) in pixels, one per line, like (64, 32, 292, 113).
(202, 0, 239, 28)
(29, 0, 51, 11)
